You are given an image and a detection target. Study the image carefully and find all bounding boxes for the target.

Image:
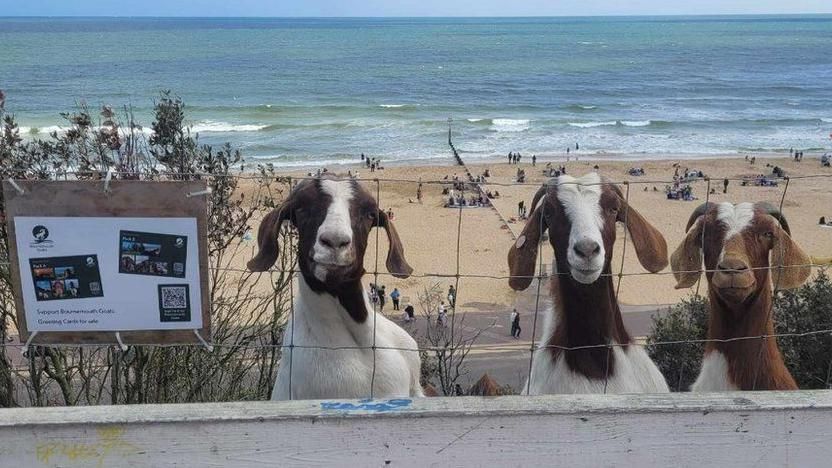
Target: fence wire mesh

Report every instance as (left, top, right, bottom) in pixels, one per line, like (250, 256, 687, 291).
(3, 167, 832, 401)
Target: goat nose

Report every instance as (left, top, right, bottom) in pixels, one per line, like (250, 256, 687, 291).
(573, 239, 601, 259)
(319, 231, 351, 250)
(718, 258, 748, 273)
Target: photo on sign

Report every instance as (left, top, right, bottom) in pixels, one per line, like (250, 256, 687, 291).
(119, 230, 187, 278)
(29, 255, 103, 301)
(158, 284, 191, 322)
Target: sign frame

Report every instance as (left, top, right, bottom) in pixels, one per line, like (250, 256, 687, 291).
(3, 180, 211, 346)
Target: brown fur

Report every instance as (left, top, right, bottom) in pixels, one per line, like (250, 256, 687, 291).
(247, 176, 412, 323)
(467, 373, 503, 396)
(507, 178, 668, 379)
(671, 203, 811, 390)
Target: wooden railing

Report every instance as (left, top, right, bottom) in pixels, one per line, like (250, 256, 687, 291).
(3, 391, 832, 467)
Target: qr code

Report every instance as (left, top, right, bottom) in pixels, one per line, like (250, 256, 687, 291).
(160, 286, 187, 309)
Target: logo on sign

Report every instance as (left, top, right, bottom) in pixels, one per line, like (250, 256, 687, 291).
(30, 225, 54, 249)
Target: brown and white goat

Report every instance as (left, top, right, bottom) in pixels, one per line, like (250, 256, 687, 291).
(508, 173, 670, 394)
(672, 202, 812, 391)
(248, 175, 423, 400)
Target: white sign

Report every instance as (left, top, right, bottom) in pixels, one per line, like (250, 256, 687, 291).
(14, 217, 203, 332)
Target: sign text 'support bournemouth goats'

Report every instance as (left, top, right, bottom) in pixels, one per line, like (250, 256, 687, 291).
(2, 180, 210, 346)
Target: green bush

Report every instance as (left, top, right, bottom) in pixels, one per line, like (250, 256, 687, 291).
(646, 295, 708, 392)
(647, 271, 832, 391)
(775, 270, 832, 389)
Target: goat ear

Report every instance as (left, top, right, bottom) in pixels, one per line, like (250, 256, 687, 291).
(377, 209, 413, 278)
(618, 199, 668, 273)
(670, 218, 703, 289)
(770, 225, 811, 290)
(508, 204, 547, 291)
(247, 202, 293, 272)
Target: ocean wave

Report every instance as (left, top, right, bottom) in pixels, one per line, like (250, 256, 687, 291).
(20, 125, 153, 136)
(568, 121, 617, 128)
(379, 104, 421, 109)
(568, 120, 660, 128)
(620, 120, 652, 127)
(467, 118, 485, 122)
(191, 121, 269, 133)
(491, 118, 530, 132)
(822, 118, 832, 123)
(564, 104, 599, 112)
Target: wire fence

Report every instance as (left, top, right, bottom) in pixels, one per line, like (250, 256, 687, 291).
(4, 164, 832, 399)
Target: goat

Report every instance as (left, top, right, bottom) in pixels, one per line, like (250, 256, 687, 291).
(671, 202, 812, 391)
(508, 173, 670, 394)
(248, 175, 423, 400)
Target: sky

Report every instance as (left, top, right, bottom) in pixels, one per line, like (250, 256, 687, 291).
(3, 0, 832, 17)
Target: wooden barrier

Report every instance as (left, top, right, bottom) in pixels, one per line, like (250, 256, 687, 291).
(2, 392, 832, 466)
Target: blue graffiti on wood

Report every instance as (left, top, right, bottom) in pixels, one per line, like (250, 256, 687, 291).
(321, 398, 412, 412)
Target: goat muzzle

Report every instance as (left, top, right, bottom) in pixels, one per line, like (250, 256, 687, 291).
(711, 257, 756, 300)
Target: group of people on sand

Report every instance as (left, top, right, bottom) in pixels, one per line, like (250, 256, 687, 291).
(361, 153, 383, 172)
(368, 283, 405, 312)
(544, 163, 568, 177)
(666, 178, 696, 201)
(446, 190, 491, 208)
(790, 148, 805, 162)
(515, 167, 526, 183)
(507, 152, 523, 164)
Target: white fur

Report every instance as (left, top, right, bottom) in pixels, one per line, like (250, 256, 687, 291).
(715, 202, 754, 265)
(692, 351, 738, 392)
(555, 173, 606, 284)
(524, 305, 669, 394)
(272, 276, 423, 400)
(716, 202, 754, 238)
(313, 179, 356, 281)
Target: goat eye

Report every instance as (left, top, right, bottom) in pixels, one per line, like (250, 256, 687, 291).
(764, 231, 775, 239)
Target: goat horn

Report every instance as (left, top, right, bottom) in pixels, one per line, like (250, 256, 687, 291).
(756, 202, 792, 235)
(685, 202, 711, 231)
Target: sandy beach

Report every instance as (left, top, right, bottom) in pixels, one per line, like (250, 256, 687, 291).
(238, 154, 832, 316)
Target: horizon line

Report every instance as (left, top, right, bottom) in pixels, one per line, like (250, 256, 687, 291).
(2, 13, 832, 19)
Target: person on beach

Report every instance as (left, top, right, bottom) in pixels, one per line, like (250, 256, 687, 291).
(509, 308, 518, 337)
(566, 147, 570, 156)
(723, 178, 729, 194)
(513, 311, 521, 338)
(576, 142, 579, 150)
(378, 285, 386, 311)
(369, 284, 378, 305)
(391, 288, 401, 311)
(532, 154, 536, 166)
(437, 306, 448, 327)
(416, 183, 423, 203)
(437, 302, 447, 325)
(361, 153, 365, 161)
(518, 200, 525, 217)
(448, 285, 456, 308)
(386, 207, 395, 220)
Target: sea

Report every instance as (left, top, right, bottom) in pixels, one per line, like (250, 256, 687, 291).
(1, 16, 831, 167)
